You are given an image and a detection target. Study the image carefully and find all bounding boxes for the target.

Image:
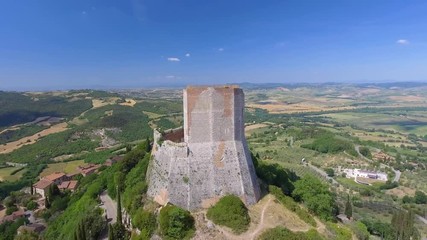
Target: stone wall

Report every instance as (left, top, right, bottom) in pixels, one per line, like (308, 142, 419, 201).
(147, 86, 260, 210)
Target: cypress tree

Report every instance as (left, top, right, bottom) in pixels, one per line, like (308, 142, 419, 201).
(30, 180, 33, 195)
(117, 186, 122, 224)
(45, 197, 50, 209)
(144, 137, 151, 152)
(344, 194, 352, 219)
(108, 224, 114, 240)
(78, 221, 86, 240)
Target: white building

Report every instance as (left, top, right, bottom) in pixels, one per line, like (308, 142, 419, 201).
(342, 168, 387, 181)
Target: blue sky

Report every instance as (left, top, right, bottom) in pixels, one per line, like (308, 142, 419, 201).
(1, 0, 427, 90)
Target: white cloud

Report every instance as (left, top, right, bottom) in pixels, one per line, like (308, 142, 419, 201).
(166, 75, 176, 79)
(396, 39, 409, 45)
(167, 57, 180, 62)
(185, 53, 190, 57)
(81, 11, 87, 15)
(218, 48, 224, 52)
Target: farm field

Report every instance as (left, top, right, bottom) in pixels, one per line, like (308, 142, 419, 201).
(39, 160, 84, 177)
(0, 122, 69, 154)
(0, 166, 26, 182)
(321, 111, 427, 136)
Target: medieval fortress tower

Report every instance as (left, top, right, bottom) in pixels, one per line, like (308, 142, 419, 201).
(147, 85, 260, 210)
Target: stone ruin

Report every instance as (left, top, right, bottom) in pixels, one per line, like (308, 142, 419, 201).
(147, 85, 260, 210)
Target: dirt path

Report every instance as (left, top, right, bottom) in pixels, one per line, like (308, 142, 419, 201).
(211, 194, 313, 240)
(0, 122, 68, 154)
(249, 196, 273, 239)
(0, 126, 21, 135)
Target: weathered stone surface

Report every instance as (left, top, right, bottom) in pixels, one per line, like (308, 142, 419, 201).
(147, 86, 260, 210)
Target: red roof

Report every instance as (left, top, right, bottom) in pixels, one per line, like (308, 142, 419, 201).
(33, 179, 53, 189)
(58, 180, 78, 190)
(43, 172, 65, 182)
(0, 209, 25, 223)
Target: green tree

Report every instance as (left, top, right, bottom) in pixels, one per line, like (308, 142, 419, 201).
(359, 146, 372, 158)
(414, 190, 427, 204)
(350, 221, 369, 240)
(26, 201, 37, 210)
(391, 209, 420, 240)
(292, 176, 336, 221)
(108, 224, 113, 240)
(344, 195, 352, 219)
(76, 221, 86, 240)
(109, 222, 130, 240)
(132, 208, 156, 238)
(47, 184, 60, 201)
(159, 205, 195, 239)
(402, 195, 413, 204)
(30, 180, 33, 195)
(325, 168, 334, 177)
(81, 209, 106, 239)
(117, 186, 122, 224)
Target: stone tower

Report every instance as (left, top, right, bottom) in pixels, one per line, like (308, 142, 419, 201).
(147, 85, 260, 210)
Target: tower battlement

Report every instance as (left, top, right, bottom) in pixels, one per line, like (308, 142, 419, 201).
(147, 85, 260, 210)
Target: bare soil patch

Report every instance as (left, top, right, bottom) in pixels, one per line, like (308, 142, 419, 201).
(119, 98, 136, 107)
(0, 122, 68, 154)
(386, 186, 416, 198)
(248, 103, 359, 114)
(245, 123, 269, 132)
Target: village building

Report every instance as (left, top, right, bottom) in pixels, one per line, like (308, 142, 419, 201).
(58, 180, 78, 192)
(105, 155, 124, 166)
(42, 172, 68, 185)
(342, 168, 388, 181)
(65, 172, 79, 180)
(0, 209, 26, 224)
(77, 164, 101, 176)
(32, 179, 53, 198)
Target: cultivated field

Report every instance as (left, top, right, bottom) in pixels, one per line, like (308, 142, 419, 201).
(0, 122, 68, 154)
(39, 160, 84, 177)
(0, 166, 25, 182)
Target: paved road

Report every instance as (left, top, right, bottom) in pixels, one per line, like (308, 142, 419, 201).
(417, 215, 427, 225)
(98, 192, 117, 240)
(100, 191, 117, 224)
(307, 163, 338, 185)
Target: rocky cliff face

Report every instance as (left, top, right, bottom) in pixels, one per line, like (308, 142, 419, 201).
(147, 86, 260, 210)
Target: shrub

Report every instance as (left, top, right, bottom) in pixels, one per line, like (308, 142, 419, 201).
(206, 195, 250, 234)
(326, 222, 352, 240)
(159, 205, 195, 240)
(258, 226, 324, 240)
(269, 185, 317, 226)
(350, 221, 370, 240)
(6, 205, 18, 215)
(132, 208, 156, 238)
(359, 146, 372, 158)
(26, 201, 37, 210)
(414, 190, 427, 204)
(292, 176, 336, 221)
